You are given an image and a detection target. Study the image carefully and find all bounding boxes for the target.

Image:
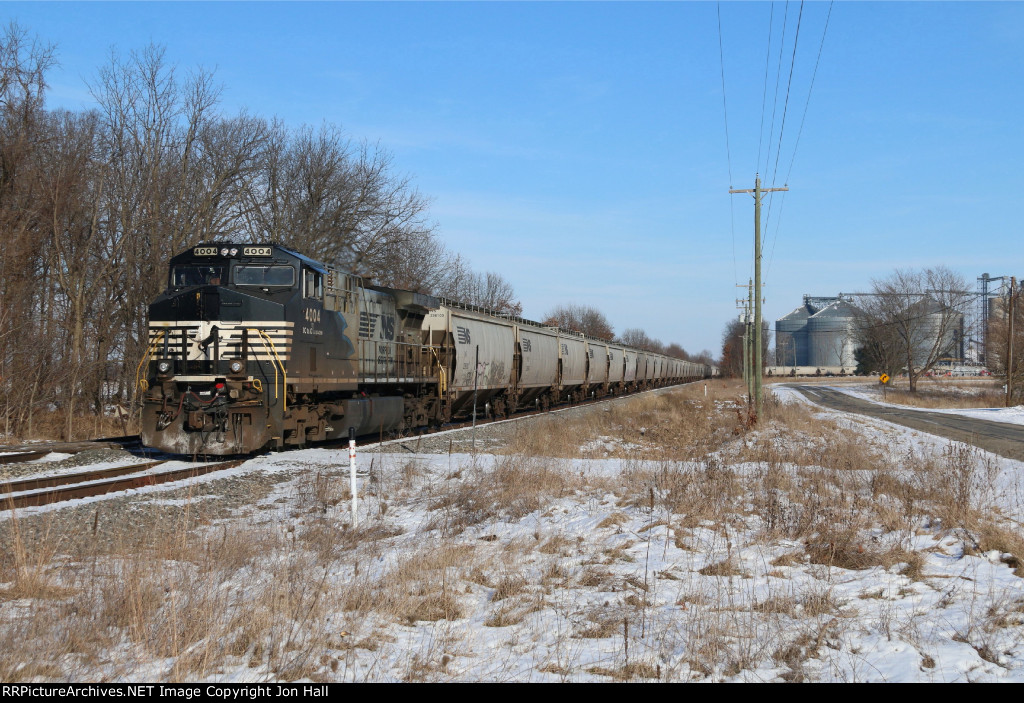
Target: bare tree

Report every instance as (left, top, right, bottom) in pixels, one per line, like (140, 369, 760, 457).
(985, 283, 1024, 403)
(720, 320, 745, 378)
(240, 123, 438, 289)
(0, 22, 56, 436)
(619, 328, 664, 353)
(692, 349, 716, 366)
(854, 267, 971, 392)
(439, 265, 522, 316)
(665, 342, 688, 359)
(543, 303, 614, 340)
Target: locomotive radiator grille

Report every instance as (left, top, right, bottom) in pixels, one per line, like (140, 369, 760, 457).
(148, 320, 293, 362)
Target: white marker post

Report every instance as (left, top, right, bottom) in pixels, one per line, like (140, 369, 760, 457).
(349, 427, 358, 528)
(472, 345, 480, 451)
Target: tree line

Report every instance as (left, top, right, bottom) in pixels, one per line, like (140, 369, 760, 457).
(542, 303, 714, 363)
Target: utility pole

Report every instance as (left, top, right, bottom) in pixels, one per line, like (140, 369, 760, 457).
(731, 175, 788, 417)
(745, 279, 754, 404)
(742, 324, 750, 406)
(1007, 277, 1016, 408)
(737, 280, 753, 406)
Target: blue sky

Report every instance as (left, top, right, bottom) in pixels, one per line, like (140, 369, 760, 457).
(9, 1, 1024, 355)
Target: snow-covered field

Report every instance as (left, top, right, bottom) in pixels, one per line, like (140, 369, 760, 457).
(2, 386, 1023, 682)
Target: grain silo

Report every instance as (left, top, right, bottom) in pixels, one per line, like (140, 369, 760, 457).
(776, 304, 813, 366)
(807, 300, 859, 369)
(907, 297, 963, 367)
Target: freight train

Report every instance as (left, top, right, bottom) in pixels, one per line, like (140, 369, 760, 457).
(138, 243, 713, 455)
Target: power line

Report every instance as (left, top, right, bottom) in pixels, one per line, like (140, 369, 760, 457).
(765, 0, 804, 240)
(767, 0, 831, 277)
(716, 1, 739, 285)
(756, 2, 775, 172)
(763, 0, 789, 178)
(716, 2, 734, 190)
(769, 0, 804, 191)
(785, 0, 833, 184)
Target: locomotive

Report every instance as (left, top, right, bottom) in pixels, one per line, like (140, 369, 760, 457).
(139, 243, 712, 455)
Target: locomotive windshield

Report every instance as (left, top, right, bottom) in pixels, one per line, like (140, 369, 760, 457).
(172, 265, 225, 287)
(234, 265, 295, 287)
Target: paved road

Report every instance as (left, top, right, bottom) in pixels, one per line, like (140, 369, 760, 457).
(786, 384, 1024, 462)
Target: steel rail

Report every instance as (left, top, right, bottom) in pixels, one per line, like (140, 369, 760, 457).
(0, 435, 140, 455)
(2, 460, 168, 494)
(3, 459, 246, 510)
(0, 450, 52, 465)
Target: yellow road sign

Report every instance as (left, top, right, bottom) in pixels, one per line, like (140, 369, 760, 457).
(880, 374, 890, 384)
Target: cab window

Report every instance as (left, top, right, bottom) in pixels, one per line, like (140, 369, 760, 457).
(172, 265, 224, 287)
(235, 265, 295, 287)
(304, 269, 323, 300)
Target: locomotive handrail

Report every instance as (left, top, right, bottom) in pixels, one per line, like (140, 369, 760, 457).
(135, 330, 166, 393)
(252, 328, 287, 411)
(429, 346, 447, 394)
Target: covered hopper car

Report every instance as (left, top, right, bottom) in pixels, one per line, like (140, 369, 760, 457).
(139, 243, 712, 455)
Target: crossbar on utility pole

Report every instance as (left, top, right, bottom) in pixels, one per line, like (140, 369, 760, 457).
(730, 175, 788, 418)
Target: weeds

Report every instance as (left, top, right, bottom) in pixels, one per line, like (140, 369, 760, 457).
(3, 381, 1024, 681)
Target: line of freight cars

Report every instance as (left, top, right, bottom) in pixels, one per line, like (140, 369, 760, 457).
(139, 243, 714, 455)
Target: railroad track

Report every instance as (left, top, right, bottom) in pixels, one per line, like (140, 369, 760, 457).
(0, 450, 54, 465)
(0, 434, 141, 460)
(1, 458, 246, 510)
(0, 383, 697, 509)
(350, 380, 702, 454)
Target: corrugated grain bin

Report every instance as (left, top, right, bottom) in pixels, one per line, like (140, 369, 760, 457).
(807, 300, 858, 368)
(776, 304, 813, 366)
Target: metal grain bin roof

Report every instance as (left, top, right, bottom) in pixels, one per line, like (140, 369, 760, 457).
(776, 304, 813, 332)
(806, 300, 859, 331)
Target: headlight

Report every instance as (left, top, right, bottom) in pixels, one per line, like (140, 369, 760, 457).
(220, 247, 229, 256)
(229, 360, 244, 374)
(157, 361, 172, 374)
(229, 247, 238, 256)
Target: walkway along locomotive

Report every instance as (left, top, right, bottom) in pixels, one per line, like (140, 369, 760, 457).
(138, 243, 712, 455)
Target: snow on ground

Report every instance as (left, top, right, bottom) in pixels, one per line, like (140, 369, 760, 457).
(773, 384, 1024, 524)
(219, 446, 1024, 682)
(0, 451, 74, 466)
(3, 388, 1024, 682)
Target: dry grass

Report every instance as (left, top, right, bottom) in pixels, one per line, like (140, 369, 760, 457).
(427, 454, 582, 534)
(3, 381, 1024, 682)
(874, 379, 1005, 409)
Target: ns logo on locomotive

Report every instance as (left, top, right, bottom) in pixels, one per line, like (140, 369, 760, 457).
(139, 243, 713, 455)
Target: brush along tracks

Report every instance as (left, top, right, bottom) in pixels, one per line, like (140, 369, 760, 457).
(2, 458, 246, 510)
